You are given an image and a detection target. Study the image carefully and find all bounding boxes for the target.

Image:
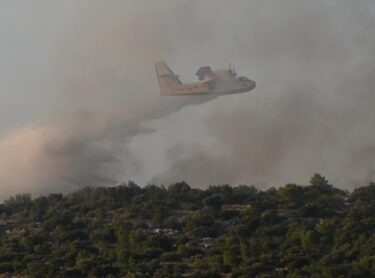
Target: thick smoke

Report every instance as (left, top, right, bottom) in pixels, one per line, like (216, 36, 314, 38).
(0, 1, 375, 200)
(146, 1, 375, 189)
(0, 95, 215, 199)
(0, 1, 218, 200)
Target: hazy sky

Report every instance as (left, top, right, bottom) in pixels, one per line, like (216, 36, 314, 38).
(1, 1, 375, 200)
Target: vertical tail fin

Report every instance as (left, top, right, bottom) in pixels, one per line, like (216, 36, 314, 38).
(155, 62, 182, 95)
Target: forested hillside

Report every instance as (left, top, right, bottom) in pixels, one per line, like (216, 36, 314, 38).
(1, 174, 375, 277)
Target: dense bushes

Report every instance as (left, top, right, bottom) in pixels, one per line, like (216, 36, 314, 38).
(1, 174, 375, 277)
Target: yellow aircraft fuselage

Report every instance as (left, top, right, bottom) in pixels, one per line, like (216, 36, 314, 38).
(155, 62, 256, 96)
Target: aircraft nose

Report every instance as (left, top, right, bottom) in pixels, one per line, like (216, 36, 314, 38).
(248, 80, 256, 90)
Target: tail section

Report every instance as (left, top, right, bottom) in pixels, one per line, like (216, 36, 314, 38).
(155, 62, 182, 95)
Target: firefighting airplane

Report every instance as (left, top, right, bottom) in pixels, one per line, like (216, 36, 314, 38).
(155, 62, 256, 96)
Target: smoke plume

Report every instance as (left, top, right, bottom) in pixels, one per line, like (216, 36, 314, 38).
(0, 1, 375, 200)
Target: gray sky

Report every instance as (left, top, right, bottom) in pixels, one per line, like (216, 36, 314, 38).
(1, 1, 375, 200)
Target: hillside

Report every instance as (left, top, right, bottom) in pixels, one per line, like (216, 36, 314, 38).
(1, 174, 375, 277)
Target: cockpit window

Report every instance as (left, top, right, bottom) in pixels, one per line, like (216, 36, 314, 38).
(238, 76, 249, 81)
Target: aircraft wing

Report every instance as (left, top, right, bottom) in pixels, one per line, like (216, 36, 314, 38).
(199, 76, 216, 83)
(196, 66, 215, 81)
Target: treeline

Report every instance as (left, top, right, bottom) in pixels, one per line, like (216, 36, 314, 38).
(0, 174, 375, 277)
